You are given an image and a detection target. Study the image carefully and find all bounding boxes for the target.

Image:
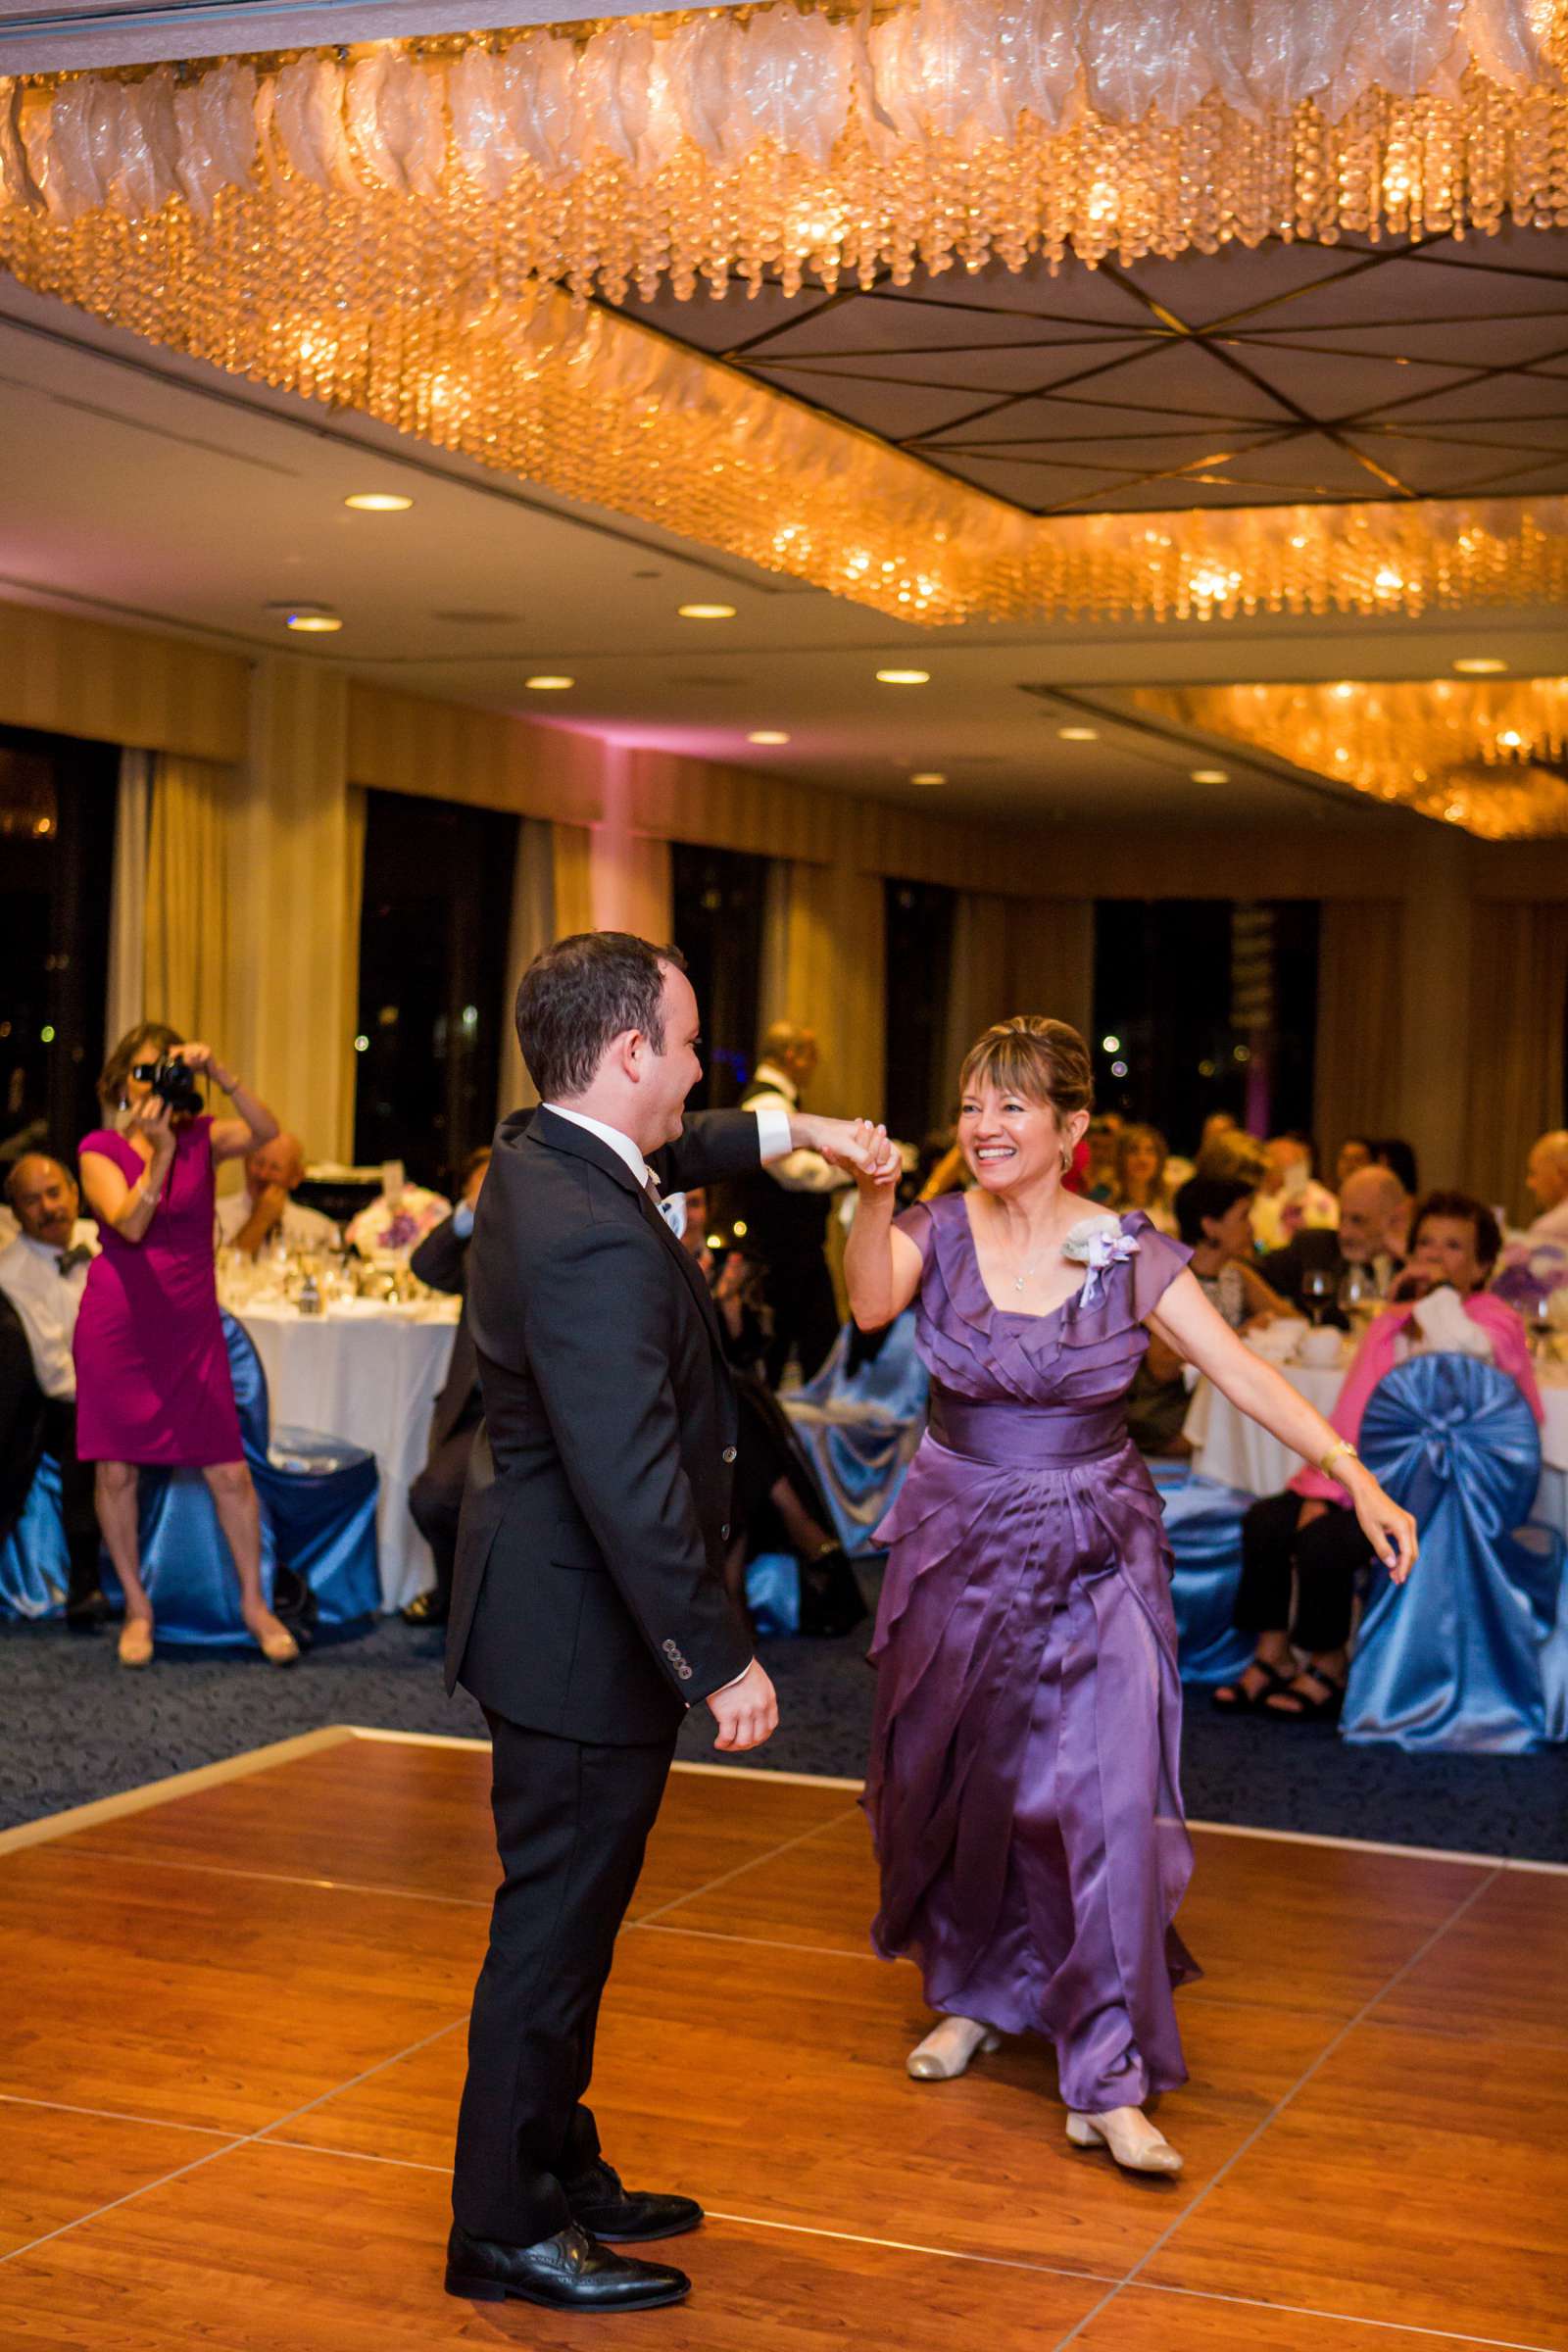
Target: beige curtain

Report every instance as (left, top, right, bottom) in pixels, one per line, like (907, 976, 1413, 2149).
(1314, 901, 1404, 1178)
(591, 828, 672, 941)
(1006, 899, 1095, 1043)
(758, 857, 793, 1036)
(498, 816, 555, 1111)
(552, 823, 594, 940)
(1463, 902, 1568, 1218)
(142, 753, 233, 1051)
(942, 892, 1014, 1088)
(105, 747, 151, 1055)
(339, 784, 366, 1155)
(778, 858, 886, 1120)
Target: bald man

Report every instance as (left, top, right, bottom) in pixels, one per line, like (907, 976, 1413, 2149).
(216, 1132, 339, 1257)
(1260, 1164, 1407, 1322)
(0, 1154, 104, 1626)
(1525, 1131, 1568, 1242)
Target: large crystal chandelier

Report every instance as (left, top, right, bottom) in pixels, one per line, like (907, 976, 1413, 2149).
(1132, 676, 1568, 837)
(1, 0, 1566, 626)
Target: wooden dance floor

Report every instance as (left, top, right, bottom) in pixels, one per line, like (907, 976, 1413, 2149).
(2, 1727, 1565, 2352)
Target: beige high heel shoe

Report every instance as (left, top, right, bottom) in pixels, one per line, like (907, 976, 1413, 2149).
(906, 2018, 1002, 2081)
(1065, 2107, 1183, 2176)
(117, 1616, 154, 1668)
(246, 1614, 300, 1668)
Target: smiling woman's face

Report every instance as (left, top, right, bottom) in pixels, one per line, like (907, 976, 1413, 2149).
(958, 1080, 1072, 1197)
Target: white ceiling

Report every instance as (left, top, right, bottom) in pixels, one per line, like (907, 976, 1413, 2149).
(0, 232, 1562, 836)
(0, 1, 675, 72)
(614, 223, 1568, 515)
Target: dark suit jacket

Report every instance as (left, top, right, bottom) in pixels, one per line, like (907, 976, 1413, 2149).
(411, 1213, 480, 1456)
(0, 1293, 45, 1545)
(445, 1104, 763, 1743)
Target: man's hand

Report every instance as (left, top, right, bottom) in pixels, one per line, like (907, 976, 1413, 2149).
(797, 1113, 901, 1180)
(706, 1657, 779, 1752)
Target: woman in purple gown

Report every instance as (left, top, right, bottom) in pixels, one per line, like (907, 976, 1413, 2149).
(75, 1023, 298, 1670)
(845, 1019, 1416, 2177)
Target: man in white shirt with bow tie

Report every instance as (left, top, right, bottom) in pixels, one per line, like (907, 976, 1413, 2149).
(0, 1153, 104, 1627)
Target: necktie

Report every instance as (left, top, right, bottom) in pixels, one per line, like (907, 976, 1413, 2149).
(57, 1244, 93, 1276)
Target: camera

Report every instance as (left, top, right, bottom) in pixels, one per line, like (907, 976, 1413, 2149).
(145, 1055, 205, 1116)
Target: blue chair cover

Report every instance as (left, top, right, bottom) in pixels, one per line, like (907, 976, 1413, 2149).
(1344, 1351, 1568, 1753)
(0, 1452, 69, 1621)
(745, 1550, 800, 1638)
(118, 1315, 379, 1645)
(783, 1312, 928, 1555)
(1148, 1460, 1254, 1685)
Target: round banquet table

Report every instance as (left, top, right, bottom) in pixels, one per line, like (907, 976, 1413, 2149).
(236, 1300, 459, 1611)
(1184, 1353, 1568, 1543)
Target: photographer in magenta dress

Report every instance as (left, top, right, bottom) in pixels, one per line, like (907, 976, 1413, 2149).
(74, 1022, 299, 1671)
(844, 1018, 1418, 2178)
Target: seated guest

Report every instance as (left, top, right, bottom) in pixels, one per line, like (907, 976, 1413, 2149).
(1260, 1163, 1407, 1321)
(1109, 1121, 1178, 1236)
(1125, 1176, 1289, 1455)
(1524, 1130, 1568, 1241)
(680, 1187, 862, 1637)
(1214, 1190, 1534, 1722)
(1251, 1132, 1339, 1252)
(1082, 1112, 1122, 1202)
(1335, 1134, 1376, 1190)
(0, 1154, 103, 1627)
(1199, 1128, 1267, 1186)
(729, 1022, 852, 1387)
(215, 1132, 338, 1257)
(401, 1148, 491, 1627)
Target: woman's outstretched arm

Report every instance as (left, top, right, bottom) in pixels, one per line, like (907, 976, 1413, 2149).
(843, 1121, 923, 1331)
(1151, 1269, 1418, 1581)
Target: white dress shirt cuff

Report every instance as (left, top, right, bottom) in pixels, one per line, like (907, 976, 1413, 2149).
(753, 1104, 795, 1161)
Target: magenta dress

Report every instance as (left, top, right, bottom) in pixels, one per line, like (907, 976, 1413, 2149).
(74, 1114, 244, 1466)
(864, 1200, 1199, 2115)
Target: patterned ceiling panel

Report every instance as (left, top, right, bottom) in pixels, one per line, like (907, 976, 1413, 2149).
(609, 222, 1568, 517)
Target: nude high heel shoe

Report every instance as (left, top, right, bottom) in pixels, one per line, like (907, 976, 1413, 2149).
(117, 1617, 154, 1668)
(906, 2018, 1002, 2081)
(1065, 2107, 1183, 2176)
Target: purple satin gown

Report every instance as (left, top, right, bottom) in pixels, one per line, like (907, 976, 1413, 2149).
(864, 1200, 1200, 2114)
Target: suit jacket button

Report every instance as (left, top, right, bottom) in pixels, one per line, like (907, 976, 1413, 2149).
(722, 1446, 737, 1464)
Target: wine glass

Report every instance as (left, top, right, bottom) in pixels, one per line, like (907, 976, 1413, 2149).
(1337, 1263, 1381, 1334)
(1300, 1267, 1335, 1326)
(1525, 1291, 1557, 1358)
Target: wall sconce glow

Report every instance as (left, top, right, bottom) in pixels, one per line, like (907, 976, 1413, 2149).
(284, 606, 343, 632)
(876, 668, 930, 685)
(748, 730, 790, 745)
(1452, 657, 1508, 674)
(353, 1034, 369, 1053)
(1058, 725, 1099, 741)
(525, 674, 574, 690)
(344, 492, 414, 512)
(1191, 767, 1230, 784)
(678, 603, 737, 619)
(910, 771, 947, 786)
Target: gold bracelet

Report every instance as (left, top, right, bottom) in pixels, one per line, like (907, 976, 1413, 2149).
(1319, 1438, 1357, 1479)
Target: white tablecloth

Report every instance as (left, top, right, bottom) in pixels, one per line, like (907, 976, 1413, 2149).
(237, 1302, 459, 1610)
(1185, 1356, 1568, 1541)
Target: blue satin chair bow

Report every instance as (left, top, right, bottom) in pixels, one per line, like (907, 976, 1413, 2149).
(1344, 1351, 1567, 1753)
(121, 1315, 380, 1644)
(784, 1311, 928, 1556)
(0, 1452, 70, 1621)
(1148, 1461, 1254, 1685)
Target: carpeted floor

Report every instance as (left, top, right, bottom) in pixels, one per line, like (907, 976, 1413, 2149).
(5, 1602, 1567, 1860)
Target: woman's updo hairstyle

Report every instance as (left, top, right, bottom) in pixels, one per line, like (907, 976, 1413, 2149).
(958, 1016, 1094, 1126)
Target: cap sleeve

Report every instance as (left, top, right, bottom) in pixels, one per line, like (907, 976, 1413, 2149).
(79, 1127, 135, 1172)
(894, 1200, 935, 1267)
(1128, 1214, 1193, 1321)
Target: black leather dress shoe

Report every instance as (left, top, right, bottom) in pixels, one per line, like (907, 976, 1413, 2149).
(444, 2222, 690, 2310)
(566, 2157, 704, 2241)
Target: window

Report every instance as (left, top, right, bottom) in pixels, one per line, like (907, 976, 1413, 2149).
(1093, 899, 1320, 1156)
(670, 843, 768, 1107)
(884, 878, 954, 1143)
(354, 790, 518, 1190)
(0, 725, 117, 1171)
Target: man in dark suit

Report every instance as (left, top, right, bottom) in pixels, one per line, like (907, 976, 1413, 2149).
(402, 1147, 494, 1627)
(1260, 1163, 1407, 1324)
(444, 932, 880, 2316)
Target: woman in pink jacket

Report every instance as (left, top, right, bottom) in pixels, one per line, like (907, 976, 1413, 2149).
(1214, 1191, 1539, 1722)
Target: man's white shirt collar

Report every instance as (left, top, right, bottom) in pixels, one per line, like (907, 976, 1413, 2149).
(751, 1061, 799, 1104)
(544, 1103, 655, 1191)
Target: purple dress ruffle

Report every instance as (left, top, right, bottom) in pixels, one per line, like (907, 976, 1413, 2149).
(864, 1200, 1200, 2113)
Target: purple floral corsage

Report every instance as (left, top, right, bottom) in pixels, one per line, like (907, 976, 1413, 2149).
(1063, 1213, 1139, 1306)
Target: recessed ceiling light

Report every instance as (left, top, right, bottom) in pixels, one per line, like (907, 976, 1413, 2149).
(748, 730, 790, 745)
(910, 771, 947, 786)
(525, 674, 574, 690)
(283, 605, 342, 633)
(678, 603, 736, 619)
(876, 668, 930, 685)
(1452, 657, 1508, 674)
(344, 492, 413, 512)
(1191, 767, 1230, 784)
(1058, 725, 1099, 741)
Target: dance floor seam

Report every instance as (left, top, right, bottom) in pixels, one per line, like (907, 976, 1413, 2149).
(3, 1728, 1563, 2352)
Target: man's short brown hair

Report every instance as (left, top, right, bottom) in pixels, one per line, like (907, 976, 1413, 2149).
(514, 933, 686, 1102)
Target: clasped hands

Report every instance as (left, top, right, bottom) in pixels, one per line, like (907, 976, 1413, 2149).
(798, 1113, 902, 1191)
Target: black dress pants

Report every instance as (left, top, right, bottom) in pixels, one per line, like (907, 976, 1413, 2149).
(43, 1399, 103, 1612)
(408, 1423, 476, 1608)
(1235, 1491, 1373, 1655)
(452, 1710, 676, 2246)
(761, 1255, 840, 1390)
